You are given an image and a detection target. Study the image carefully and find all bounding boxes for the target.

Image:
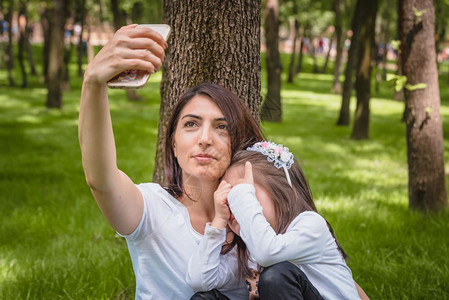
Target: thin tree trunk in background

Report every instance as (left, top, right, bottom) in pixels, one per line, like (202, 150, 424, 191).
(0, 1, 4, 70)
(336, 0, 364, 126)
(296, 26, 308, 74)
(261, 0, 282, 122)
(76, 0, 86, 77)
(18, 3, 27, 88)
(46, 0, 66, 108)
(311, 38, 319, 73)
(322, 34, 333, 74)
(41, 7, 50, 83)
(399, 0, 447, 211)
(154, 0, 262, 184)
(287, 2, 299, 83)
(5, 0, 14, 86)
(351, 0, 378, 139)
(332, 0, 344, 94)
(394, 0, 404, 101)
(382, 0, 391, 81)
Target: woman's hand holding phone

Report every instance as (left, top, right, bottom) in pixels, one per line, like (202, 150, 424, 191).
(83, 24, 169, 88)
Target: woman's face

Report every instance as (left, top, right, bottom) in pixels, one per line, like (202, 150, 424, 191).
(173, 95, 231, 184)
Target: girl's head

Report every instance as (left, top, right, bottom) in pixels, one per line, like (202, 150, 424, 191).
(224, 145, 317, 234)
(222, 141, 347, 277)
(165, 83, 264, 198)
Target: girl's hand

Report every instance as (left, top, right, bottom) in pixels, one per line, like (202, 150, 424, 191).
(83, 24, 168, 86)
(211, 180, 232, 229)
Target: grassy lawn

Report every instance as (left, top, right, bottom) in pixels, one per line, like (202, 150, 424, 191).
(1, 52, 449, 299)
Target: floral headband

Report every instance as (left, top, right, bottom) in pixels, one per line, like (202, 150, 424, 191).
(247, 141, 294, 187)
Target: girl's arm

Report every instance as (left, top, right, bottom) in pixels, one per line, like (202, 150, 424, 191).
(186, 181, 240, 291)
(79, 25, 166, 235)
(228, 183, 328, 267)
(186, 224, 240, 291)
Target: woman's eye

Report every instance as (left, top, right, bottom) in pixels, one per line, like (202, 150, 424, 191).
(184, 121, 196, 128)
(217, 124, 227, 130)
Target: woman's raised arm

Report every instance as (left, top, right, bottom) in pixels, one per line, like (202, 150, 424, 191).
(78, 24, 167, 235)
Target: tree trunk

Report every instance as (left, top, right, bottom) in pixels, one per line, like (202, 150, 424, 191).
(332, 0, 344, 94)
(399, 0, 447, 211)
(41, 7, 50, 83)
(295, 27, 308, 74)
(75, 0, 86, 77)
(394, 0, 404, 102)
(46, 0, 66, 109)
(261, 0, 282, 122)
(321, 34, 334, 74)
(5, 0, 14, 86)
(287, 4, 299, 84)
(18, 3, 27, 88)
(381, 0, 391, 81)
(336, 0, 364, 126)
(351, 0, 378, 139)
(153, 0, 262, 184)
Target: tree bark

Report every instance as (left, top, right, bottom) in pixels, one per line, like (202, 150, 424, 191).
(153, 0, 262, 184)
(350, 0, 378, 140)
(75, 0, 86, 77)
(46, 0, 66, 108)
(399, 0, 447, 211)
(261, 0, 282, 122)
(336, 0, 364, 126)
(332, 0, 344, 94)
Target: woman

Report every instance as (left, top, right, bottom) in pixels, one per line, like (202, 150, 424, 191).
(78, 24, 264, 299)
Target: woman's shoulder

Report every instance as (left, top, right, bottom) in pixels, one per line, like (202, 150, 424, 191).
(136, 182, 179, 205)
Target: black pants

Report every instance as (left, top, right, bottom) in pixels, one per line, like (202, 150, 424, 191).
(190, 289, 230, 300)
(258, 261, 324, 300)
(189, 261, 324, 300)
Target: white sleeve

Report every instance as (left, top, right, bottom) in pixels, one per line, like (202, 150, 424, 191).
(228, 184, 328, 267)
(117, 183, 173, 241)
(186, 223, 241, 292)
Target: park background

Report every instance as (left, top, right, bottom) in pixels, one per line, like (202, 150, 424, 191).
(1, 0, 449, 299)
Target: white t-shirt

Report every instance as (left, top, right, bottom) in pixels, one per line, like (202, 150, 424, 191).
(118, 183, 248, 300)
(188, 183, 360, 300)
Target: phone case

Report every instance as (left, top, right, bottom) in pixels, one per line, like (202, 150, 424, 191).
(107, 24, 171, 89)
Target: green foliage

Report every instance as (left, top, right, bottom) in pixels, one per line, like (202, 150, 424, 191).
(386, 74, 427, 92)
(412, 6, 427, 23)
(1, 49, 449, 299)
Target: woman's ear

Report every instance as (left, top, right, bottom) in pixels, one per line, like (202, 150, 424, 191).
(172, 140, 177, 157)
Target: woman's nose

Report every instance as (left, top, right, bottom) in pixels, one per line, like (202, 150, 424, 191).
(198, 125, 212, 145)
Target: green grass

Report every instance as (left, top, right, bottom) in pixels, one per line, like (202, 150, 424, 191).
(1, 50, 449, 299)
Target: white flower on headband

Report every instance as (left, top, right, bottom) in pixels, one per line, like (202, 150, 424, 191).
(247, 141, 294, 170)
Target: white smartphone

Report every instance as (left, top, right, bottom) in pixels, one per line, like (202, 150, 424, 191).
(107, 24, 171, 89)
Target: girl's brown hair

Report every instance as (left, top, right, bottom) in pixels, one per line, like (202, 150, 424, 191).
(164, 83, 264, 198)
(222, 150, 347, 277)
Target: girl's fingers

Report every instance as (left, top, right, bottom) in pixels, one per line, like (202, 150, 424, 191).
(243, 161, 254, 185)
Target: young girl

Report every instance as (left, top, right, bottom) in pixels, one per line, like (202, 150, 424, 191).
(187, 141, 362, 299)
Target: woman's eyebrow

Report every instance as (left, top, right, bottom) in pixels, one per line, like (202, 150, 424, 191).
(181, 114, 227, 122)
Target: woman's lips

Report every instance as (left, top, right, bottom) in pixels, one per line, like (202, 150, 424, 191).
(194, 153, 215, 163)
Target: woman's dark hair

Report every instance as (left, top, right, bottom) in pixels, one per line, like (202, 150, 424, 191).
(222, 150, 347, 278)
(164, 82, 264, 198)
